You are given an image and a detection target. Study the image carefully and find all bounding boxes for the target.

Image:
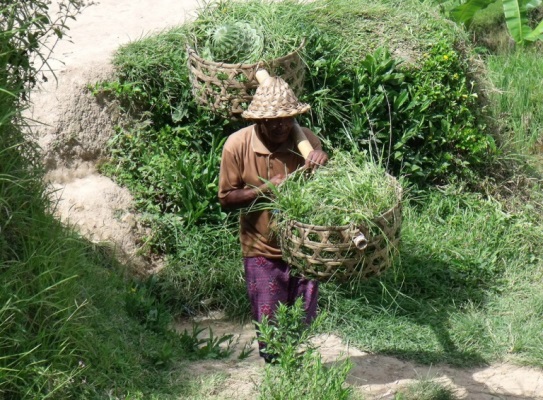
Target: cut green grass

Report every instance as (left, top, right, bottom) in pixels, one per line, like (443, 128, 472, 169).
(265, 151, 401, 227)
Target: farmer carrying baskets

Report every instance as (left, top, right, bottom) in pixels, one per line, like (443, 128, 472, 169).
(218, 74, 328, 364)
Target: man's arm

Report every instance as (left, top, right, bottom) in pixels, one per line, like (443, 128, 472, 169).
(301, 128, 329, 170)
(219, 174, 285, 210)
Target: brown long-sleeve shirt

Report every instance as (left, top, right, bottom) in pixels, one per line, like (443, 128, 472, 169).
(218, 124, 322, 258)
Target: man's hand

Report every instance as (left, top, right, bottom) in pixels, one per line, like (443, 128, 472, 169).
(267, 174, 286, 187)
(305, 150, 329, 171)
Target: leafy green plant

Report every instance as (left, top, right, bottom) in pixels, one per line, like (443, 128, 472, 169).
(449, 0, 543, 44)
(349, 47, 409, 158)
(178, 324, 234, 360)
(255, 299, 321, 369)
(101, 122, 228, 230)
(346, 41, 495, 183)
(256, 299, 354, 399)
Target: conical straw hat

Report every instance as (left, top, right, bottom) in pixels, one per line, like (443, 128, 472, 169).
(242, 76, 310, 119)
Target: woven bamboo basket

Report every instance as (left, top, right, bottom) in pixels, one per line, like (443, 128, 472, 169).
(279, 184, 402, 282)
(186, 41, 305, 117)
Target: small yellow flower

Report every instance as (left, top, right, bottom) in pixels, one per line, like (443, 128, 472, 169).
(443, 55, 449, 61)
(453, 73, 459, 79)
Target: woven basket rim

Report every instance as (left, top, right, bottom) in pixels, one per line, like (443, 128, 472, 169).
(285, 203, 399, 230)
(186, 39, 306, 69)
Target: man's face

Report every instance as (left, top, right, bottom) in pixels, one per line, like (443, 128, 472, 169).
(259, 117, 295, 144)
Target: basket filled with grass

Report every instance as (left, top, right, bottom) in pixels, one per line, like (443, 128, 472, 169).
(186, 18, 305, 117)
(271, 152, 402, 282)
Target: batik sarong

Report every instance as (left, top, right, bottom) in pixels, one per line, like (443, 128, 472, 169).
(243, 256, 318, 360)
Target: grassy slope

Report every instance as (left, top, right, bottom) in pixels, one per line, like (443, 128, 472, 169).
(0, 58, 191, 400)
(99, 0, 543, 370)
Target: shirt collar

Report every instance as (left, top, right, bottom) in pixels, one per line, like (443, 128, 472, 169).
(251, 125, 295, 155)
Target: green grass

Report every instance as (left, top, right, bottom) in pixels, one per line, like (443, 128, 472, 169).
(321, 185, 543, 367)
(486, 48, 543, 153)
(266, 151, 401, 226)
(0, 157, 192, 398)
(152, 221, 249, 319)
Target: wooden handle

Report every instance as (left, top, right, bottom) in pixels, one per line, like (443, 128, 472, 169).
(292, 123, 314, 159)
(255, 69, 270, 84)
(254, 69, 314, 159)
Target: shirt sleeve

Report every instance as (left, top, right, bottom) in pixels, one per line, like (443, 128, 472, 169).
(301, 127, 323, 151)
(218, 139, 244, 200)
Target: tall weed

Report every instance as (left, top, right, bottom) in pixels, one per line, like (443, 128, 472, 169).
(486, 48, 543, 153)
(257, 300, 354, 400)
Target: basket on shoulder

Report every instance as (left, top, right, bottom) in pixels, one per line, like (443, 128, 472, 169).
(186, 32, 305, 118)
(278, 182, 402, 282)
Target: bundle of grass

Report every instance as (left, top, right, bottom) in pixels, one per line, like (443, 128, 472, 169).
(268, 151, 402, 282)
(200, 20, 264, 64)
(185, 0, 309, 116)
(187, 0, 310, 62)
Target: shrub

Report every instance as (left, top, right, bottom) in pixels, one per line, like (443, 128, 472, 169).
(306, 35, 495, 183)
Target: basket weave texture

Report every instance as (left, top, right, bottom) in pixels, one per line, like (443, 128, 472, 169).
(186, 42, 305, 117)
(279, 187, 402, 282)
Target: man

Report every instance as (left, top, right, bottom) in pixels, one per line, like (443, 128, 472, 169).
(218, 75, 328, 363)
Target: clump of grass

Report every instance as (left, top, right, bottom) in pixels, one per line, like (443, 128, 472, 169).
(268, 151, 401, 227)
(153, 221, 248, 318)
(395, 378, 459, 400)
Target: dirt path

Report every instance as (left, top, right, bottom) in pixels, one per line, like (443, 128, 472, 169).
(178, 315, 543, 400)
(27, 1, 543, 399)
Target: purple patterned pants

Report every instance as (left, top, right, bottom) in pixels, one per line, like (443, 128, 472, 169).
(243, 256, 318, 358)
